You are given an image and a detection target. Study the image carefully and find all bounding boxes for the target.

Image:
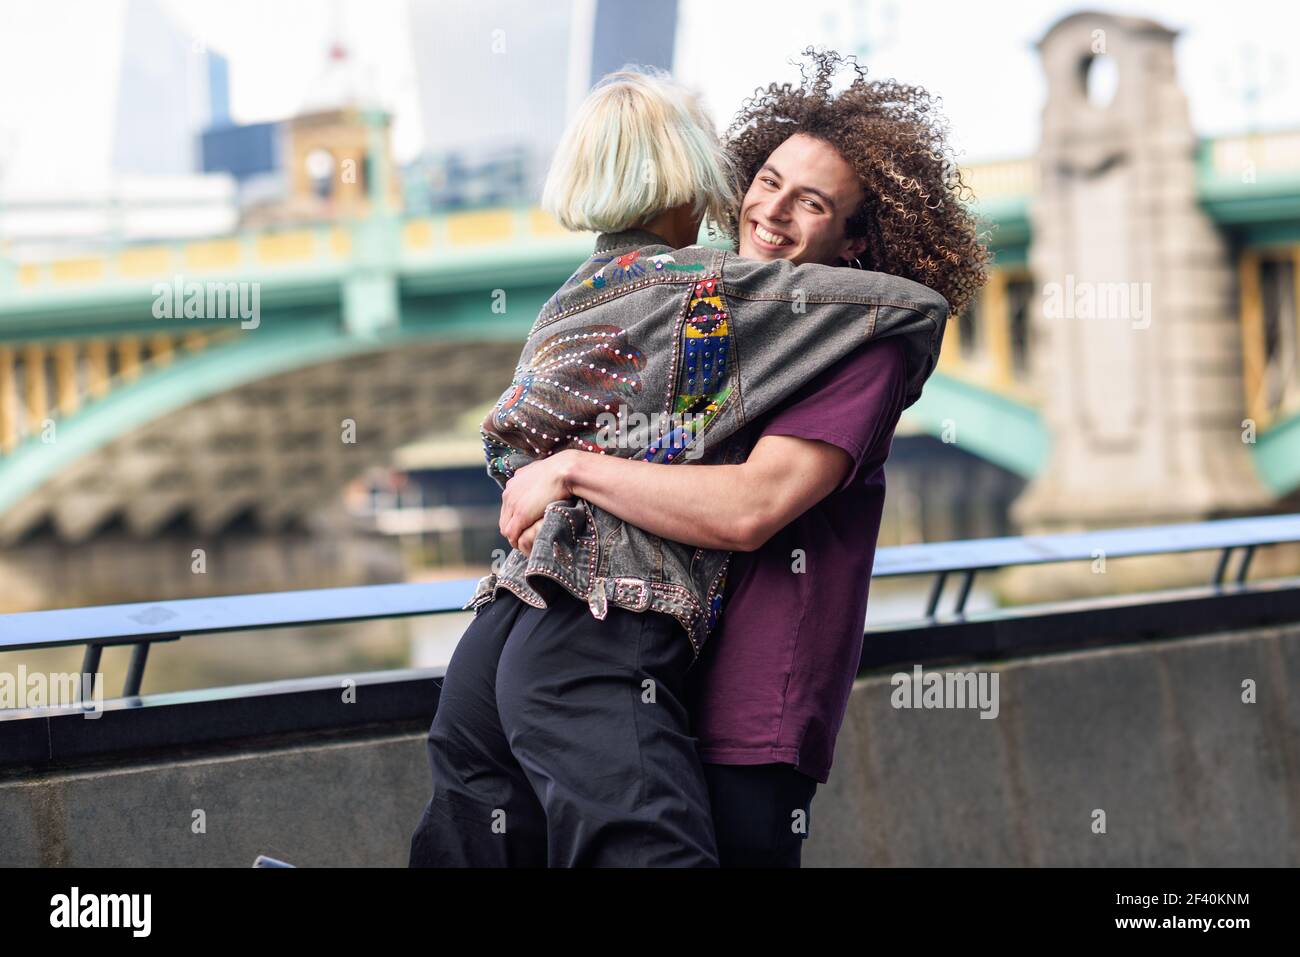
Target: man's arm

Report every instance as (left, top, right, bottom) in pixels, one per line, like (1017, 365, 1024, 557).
(503, 337, 909, 555)
(500, 437, 851, 554)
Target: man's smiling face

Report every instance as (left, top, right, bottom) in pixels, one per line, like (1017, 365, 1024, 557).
(737, 133, 867, 267)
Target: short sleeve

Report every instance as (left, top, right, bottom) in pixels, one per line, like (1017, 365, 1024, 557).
(754, 336, 908, 494)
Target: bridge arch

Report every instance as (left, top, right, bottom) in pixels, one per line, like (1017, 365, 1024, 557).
(0, 324, 521, 543)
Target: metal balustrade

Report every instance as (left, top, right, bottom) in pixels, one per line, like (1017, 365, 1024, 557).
(3, 513, 1300, 701)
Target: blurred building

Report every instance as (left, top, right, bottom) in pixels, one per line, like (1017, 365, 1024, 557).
(199, 121, 284, 207)
(404, 0, 678, 212)
(0, 177, 238, 260)
(111, 0, 228, 178)
(402, 146, 529, 214)
(0, 0, 238, 256)
(199, 41, 401, 227)
(588, 0, 678, 88)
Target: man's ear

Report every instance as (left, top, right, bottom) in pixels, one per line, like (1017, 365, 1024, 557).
(838, 234, 868, 265)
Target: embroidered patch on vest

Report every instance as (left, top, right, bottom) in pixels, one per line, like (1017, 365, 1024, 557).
(642, 277, 732, 464)
(579, 250, 705, 290)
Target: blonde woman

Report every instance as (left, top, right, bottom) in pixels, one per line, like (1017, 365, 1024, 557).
(409, 68, 949, 867)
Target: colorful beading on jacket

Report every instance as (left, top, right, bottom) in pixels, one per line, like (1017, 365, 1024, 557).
(541, 249, 709, 320)
(582, 250, 644, 289)
(705, 566, 727, 634)
(642, 277, 732, 464)
(482, 430, 521, 482)
(483, 324, 645, 461)
(582, 251, 708, 291)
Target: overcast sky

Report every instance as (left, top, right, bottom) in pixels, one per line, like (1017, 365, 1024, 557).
(0, 0, 1296, 192)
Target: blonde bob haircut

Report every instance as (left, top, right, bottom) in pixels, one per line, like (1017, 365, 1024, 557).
(541, 68, 740, 236)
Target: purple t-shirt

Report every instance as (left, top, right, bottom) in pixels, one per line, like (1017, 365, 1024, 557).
(685, 336, 908, 783)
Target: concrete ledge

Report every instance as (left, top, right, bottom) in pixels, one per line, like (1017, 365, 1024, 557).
(0, 731, 431, 867)
(806, 623, 1300, 866)
(2, 621, 1297, 866)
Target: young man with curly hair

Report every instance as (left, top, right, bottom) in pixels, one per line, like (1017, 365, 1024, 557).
(498, 51, 987, 866)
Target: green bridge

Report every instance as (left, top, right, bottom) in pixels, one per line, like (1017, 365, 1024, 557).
(1, 131, 1299, 545)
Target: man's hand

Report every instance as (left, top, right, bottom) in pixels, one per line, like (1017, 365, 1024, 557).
(517, 517, 546, 555)
(500, 450, 576, 549)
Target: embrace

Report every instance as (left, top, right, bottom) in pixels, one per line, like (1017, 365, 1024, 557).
(409, 49, 987, 867)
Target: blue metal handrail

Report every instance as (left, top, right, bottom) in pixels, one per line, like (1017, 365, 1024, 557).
(873, 512, 1300, 615)
(2, 513, 1299, 699)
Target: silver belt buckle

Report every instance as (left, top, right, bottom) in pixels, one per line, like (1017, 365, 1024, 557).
(463, 572, 498, 611)
(611, 577, 651, 612)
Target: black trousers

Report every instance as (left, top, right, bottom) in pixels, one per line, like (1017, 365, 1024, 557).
(408, 588, 719, 867)
(704, 763, 819, 867)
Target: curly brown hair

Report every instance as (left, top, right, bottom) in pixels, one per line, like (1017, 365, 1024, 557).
(723, 48, 989, 315)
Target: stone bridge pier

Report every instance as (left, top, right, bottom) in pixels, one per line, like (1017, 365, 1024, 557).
(1005, 12, 1286, 599)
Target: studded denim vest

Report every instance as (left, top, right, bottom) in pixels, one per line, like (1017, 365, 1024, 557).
(466, 228, 949, 656)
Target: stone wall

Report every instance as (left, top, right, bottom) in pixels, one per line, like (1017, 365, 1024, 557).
(3, 620, 1296, 867)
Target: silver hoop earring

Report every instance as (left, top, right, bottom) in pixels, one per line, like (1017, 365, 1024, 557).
(851, 257, 864, 270)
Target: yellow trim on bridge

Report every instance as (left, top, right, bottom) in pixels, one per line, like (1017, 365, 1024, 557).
(446, 209, 513, 245)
